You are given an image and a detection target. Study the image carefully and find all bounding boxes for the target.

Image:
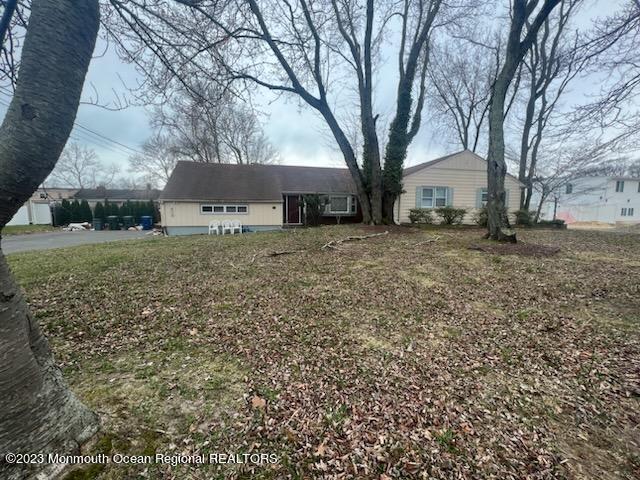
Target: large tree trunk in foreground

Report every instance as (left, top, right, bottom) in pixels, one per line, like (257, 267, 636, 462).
(0, 1, 100, 478)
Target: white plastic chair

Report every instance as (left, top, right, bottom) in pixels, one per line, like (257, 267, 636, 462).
(221, 220, 233, 235)
(231, 219, 242, 234)
(208, 220, 220, 235)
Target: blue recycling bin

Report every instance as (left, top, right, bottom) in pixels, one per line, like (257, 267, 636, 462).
(141, 215, 153, 230)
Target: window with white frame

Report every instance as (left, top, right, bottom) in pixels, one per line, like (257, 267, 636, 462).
(621, 207, 634, 217)
(616, 180, 624, 192)
(480, 188, 489, 206)
(200, 204, 248, 214)
(421, 187, 448, 208)
(565, 183, 573, 194)
(324, 195, 357, 215)
(328, 195, 349, 213)
(621, 207, 628, 216)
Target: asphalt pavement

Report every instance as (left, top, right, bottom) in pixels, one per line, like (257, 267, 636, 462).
(1, 230, 153, 254)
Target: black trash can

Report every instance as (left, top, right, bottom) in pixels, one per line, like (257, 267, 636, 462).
(106, 215, 119, 230)
(93, 218, 103, 231)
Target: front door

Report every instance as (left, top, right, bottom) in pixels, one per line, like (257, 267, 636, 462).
(285, 195, 301, 224)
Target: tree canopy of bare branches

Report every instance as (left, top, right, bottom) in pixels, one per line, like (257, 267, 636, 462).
(151, 83, 279, 166)
(48, 142, 119, 188)
(570, 1, 640, 148)
(0, 0, 29, 89)
(427, 39, 495, 152)
(103, 0, 476, 224)
(128, 133, 178, 186)
(515, 0, 583, 210)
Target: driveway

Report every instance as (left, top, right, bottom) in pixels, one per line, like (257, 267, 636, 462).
(2, 230, 154, 254)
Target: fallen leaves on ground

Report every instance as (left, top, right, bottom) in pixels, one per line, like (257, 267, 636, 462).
(8, 225, 640, 479)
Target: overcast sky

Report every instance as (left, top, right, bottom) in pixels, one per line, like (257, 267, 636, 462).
(0, 1, 621, 183)
(0, 23, 450, 180)
(74, 34, 447, 172)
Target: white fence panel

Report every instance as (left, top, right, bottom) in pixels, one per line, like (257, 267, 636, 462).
(7, 205, 30, 226)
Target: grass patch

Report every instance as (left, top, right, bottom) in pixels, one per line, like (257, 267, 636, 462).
(2, 224, 58, 235)
(7, 225, 640, 479)
(435, 428, 459, 454)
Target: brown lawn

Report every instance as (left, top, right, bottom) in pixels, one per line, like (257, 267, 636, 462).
(8, 225, 640, 479)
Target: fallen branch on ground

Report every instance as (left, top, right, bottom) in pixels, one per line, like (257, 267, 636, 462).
(321, 231, 389, 250)
(250, 231, 390, 264)
(267, 250, 305, 257)
(414, 236, 440, 246)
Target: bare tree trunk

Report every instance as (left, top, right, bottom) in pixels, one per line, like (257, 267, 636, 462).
(359, 0, 382, 224)
(525, 184, 535, 211)
(535, 201, 543, 222)
(317, 103, 373, 223)
(0, 1, 100, 478)
(524, 91, 548, 210)
(382, 1, 439, 224)
(486, 60, 517, 242)
(0, 0, 18, 47)
(518, 76, 537, 209)
(382, 83, 413, 223)
(486, 0, 561, 242)
(534, 184, 551, 222)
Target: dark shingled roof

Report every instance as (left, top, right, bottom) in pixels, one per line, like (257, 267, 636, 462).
(160, 162, 357, 202)
(74, 188, 162, 201)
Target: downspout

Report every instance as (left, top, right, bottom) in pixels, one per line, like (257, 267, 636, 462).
(27, 199, 34, 224)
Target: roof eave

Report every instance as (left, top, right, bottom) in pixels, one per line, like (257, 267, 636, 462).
(159, 198, 283, 203)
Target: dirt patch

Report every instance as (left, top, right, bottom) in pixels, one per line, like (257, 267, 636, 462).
(469, 241, 561, 257)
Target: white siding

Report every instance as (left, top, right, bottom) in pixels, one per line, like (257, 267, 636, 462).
(547, 176, 640, 225)
(397, 151, 522, 224)
(5, 201, 52, 226)
(161, 201, 283, 227)
(7, 205, 30, 226)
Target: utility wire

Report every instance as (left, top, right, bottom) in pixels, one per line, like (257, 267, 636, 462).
(0, 87, 151, 158)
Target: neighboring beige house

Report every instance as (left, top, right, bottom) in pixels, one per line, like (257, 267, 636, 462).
(395, 150, 523, 224)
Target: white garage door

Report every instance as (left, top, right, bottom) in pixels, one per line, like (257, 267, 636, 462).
(32, 203, 52, 224)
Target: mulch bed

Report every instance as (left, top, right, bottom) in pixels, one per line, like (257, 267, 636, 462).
(469, 242, 561, 257)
